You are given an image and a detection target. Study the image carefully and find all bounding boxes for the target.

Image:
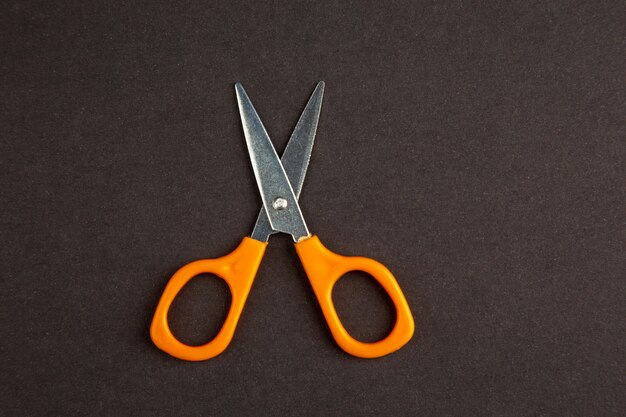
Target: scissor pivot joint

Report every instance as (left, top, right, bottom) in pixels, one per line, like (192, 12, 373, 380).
(272, 197, 288, 211)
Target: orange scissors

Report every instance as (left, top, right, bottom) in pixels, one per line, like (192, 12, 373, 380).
(150, 82, 414, 361)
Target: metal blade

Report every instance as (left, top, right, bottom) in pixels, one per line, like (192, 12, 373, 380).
(235, 83, 310, 242)
(250, 82, 324, 242)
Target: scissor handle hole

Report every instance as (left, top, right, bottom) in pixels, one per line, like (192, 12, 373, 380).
(167, 274, 232, 346)
(332, 271, 396, 343)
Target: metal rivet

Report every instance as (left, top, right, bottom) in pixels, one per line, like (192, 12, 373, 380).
(272, 197, 288, 210)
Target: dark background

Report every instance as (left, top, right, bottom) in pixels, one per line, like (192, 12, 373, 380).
(1, 1, 624, 416)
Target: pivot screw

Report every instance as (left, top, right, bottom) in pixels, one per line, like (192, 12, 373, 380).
(272, 197, 288, 210)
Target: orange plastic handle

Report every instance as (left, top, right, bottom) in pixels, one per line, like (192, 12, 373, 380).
(295, 235, 414, 358)
(150, 237, 267, 361)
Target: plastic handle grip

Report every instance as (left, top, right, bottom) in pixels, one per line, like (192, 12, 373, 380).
(150, 237, 267, 361)
(295, 235, 414, 358)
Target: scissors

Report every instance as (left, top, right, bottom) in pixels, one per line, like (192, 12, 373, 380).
(150, 82, 414, 361)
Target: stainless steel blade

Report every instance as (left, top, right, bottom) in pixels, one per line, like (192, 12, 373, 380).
(235, 83, 310, 242)
(250, 82, 324, 242)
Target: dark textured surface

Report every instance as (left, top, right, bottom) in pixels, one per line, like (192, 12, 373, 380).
(1, 1, 624, 416)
